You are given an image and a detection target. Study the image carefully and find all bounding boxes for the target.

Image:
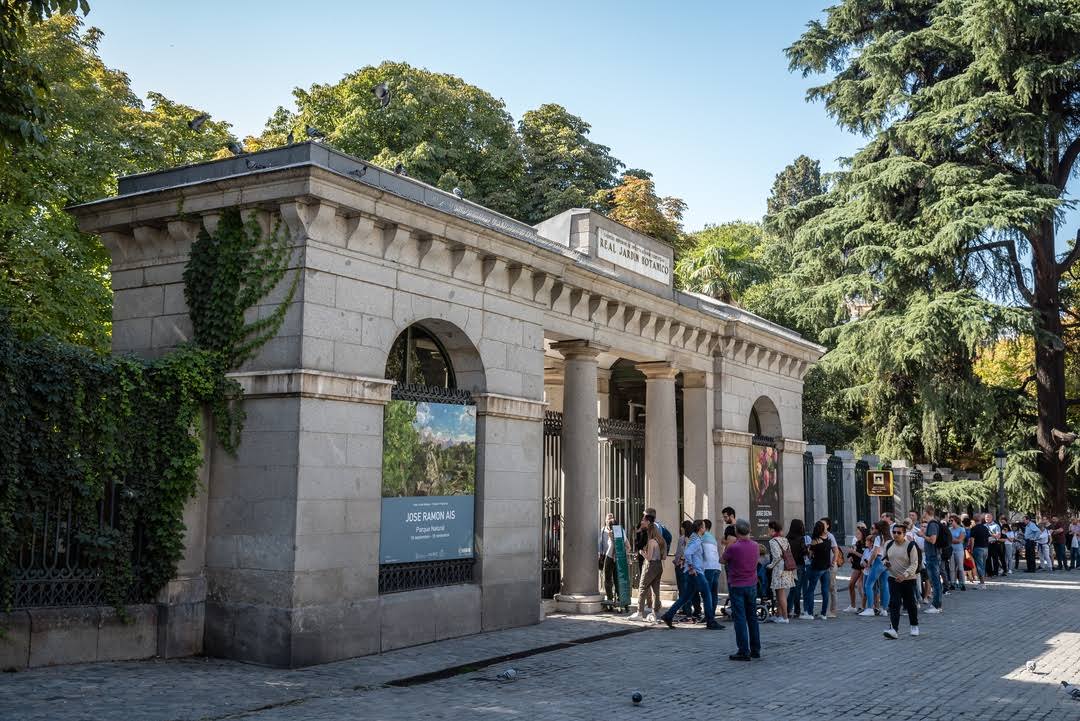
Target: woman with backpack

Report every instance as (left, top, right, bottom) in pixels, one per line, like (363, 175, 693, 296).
(766, 520, 795, 623)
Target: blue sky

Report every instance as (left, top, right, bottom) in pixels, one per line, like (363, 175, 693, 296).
(84, 1, 863, 230)
(85, 0, 1076, 250)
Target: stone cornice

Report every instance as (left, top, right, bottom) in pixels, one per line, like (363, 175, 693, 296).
(776, 438, 807, 454)
(713, 429, 755, 448)
(227, 369, 394, 404)
(473, 393, 547, 421)
(70, 148, 821, 375)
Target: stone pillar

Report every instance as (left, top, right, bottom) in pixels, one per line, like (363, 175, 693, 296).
(808, 445, 830, 523)
(863, 455, 881, 518)
(778, 438, 807, 529)
(681, 371, 714, 523)
(543, 362, 564, 414)
(552, 340, 606, 613)
(637, 361, 680, 588)
(833, 450, 856, 544)
(596, 368, 612, 419)
(891, 460, 911, 519)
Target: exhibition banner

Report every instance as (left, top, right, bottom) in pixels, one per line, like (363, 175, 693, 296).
(380, 399, 476, 563)
(749, 444, 781, 538)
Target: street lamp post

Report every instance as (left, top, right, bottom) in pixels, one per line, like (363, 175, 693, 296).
(994, 448, 1007, 519)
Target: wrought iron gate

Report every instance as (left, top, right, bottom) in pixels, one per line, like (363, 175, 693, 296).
(910, 468, 923, 510)
(803, 451, 814, 524)
(540, 413, 647, 598)
(598, 418, 646, 589)
(826, 454, 845, 542)
(855, 458, 871, 525)
(542, 411, 563, 598)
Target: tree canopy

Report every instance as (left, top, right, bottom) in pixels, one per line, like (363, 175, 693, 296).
(597, 173, 687, 247)
(0, 15, 233, 350)
(517, 103, 623, 224)
(288, 61, 525, 217)
(778, 0, 1080, 511)
(675, 222, 768, 303)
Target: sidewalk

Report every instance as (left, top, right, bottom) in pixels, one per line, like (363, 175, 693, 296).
(0, 613, 644, 721)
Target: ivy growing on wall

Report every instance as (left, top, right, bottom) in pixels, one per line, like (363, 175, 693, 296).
(182, 208, 298, 452)
(0, 206, 297, 610)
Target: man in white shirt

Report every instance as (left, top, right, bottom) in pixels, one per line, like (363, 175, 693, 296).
(985, 513, 1004, 577)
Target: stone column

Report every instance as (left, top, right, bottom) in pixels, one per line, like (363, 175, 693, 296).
(636, 361, 680, 588)
(891, 460, 911, 519)
(543, 362, 564, 414)
(808, 445, 830, 523)
(681, 371, 714, 523)
(551, 340, 606, 613)
(835, 449, 856, 544)
(778, 438, 807, 528)
(596, 368, 612, 419)
(863, 455, 881, 518)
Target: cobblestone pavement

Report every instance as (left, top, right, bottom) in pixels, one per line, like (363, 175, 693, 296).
(3, 573, 1079, 721)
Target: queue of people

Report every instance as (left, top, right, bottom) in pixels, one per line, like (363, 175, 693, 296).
(611, 504, 1079, 656)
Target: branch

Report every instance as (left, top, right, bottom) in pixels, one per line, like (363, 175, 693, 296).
(1059, 230, 1080, 274)
(1019, 373, 1038, 394)
(966, 240, 1035, 304)
(1055, 136, 1080, 189)
(1067, 399, 1080, 407)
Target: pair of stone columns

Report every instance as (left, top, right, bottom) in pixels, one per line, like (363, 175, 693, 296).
(551, 341, 679, 613)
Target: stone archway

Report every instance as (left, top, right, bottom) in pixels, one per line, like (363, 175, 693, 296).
(748, 395, 782, 438)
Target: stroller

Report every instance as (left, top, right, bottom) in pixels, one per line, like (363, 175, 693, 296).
(718, 561, 776, 621)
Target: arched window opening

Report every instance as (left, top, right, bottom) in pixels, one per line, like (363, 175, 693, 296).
(385, 325, 456, 388)
(748, 407, 762, 436)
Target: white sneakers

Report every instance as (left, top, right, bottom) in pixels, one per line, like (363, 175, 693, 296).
(842, 606, 857, 613)
(814, 614, 826, 620)
(799, 613, 814, 620)
(774, 617, 789, 624)
(858, 608, 877, 617)
(628, 611, 641, 621)
(646, 613, 657, 624)
(883, 628, 898, 639)
(925, 607, 942, 614)
(911, 626, 920, 636)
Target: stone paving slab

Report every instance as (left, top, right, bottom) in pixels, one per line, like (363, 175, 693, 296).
(2, 573, 1078, 721)
(0, 614, 640, 721)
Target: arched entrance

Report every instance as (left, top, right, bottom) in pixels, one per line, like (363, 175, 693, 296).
(379, 321, 483, 594)
(747, 396, 782, 537)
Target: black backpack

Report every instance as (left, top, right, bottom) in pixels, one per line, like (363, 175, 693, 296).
(932, 520, 952, 553)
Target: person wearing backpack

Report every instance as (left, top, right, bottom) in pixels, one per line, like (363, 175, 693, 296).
(918, 506, 944, 614)
(935, 511, 954, 591)
(766, 520, 795, 623)
(883, 524, 920, 639)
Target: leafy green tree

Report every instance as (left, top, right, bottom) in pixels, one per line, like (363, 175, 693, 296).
(289, 61, 525, 217)
(783, 0, 1080, 510)
(0, 0, 88, 149)
(765, 154, 823, 219)
(0, 16, 232, 350)
(517, 103, 623, 223)
(675, 222, 768, 303)
(596, 173, 686, 246)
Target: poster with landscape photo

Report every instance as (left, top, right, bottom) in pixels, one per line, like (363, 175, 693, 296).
(380, 400, 476, 563)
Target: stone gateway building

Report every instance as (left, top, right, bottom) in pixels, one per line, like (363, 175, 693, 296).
(68, 143, 823, 667)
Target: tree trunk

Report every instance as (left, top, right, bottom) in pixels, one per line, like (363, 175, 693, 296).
(1033, 225, 1068, 515)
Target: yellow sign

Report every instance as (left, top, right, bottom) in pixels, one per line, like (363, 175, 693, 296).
(867, 469, 894, 497)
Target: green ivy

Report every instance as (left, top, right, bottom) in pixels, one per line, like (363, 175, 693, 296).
(183, 207, 298, 452)
(1, 205, 297, 610)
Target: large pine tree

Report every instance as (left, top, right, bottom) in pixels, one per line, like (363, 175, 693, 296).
(784, 0, 1079, 511)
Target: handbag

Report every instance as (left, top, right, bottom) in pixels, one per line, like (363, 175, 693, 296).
(781, 538, 797, 572)
(963, 549, 974, 571)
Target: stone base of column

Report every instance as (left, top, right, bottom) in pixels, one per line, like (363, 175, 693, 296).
(660, 582, 680, 602)
(554, 593, 604, 614)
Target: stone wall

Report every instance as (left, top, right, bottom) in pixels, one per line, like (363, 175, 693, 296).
(0, 606, 159, 670)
